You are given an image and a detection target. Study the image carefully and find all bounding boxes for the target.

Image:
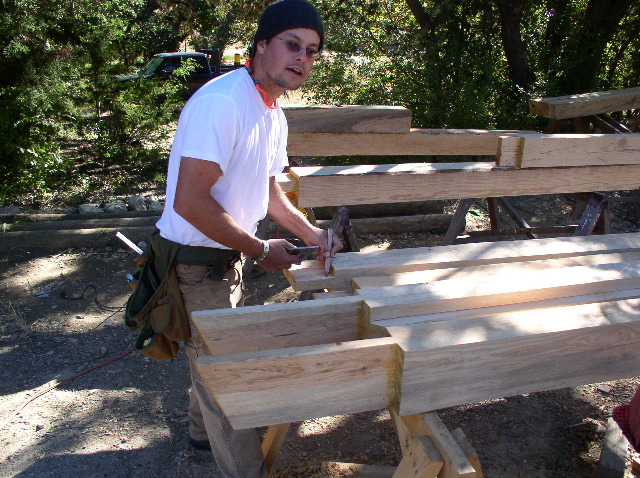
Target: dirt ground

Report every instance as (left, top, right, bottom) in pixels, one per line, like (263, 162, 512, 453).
(2, 194, 640, 478)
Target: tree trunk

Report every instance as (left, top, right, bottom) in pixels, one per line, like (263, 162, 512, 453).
(404, 0, 435, 31)
(493, 0, 536, 91)
(558, 0, 638, 93)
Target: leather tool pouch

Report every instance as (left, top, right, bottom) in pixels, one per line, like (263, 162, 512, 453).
(124, 236, 190, 361)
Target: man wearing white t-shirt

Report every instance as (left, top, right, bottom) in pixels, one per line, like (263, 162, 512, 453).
(155, 1, 340, 476)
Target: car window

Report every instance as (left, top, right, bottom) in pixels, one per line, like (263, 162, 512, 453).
(140, 57, 164, 75)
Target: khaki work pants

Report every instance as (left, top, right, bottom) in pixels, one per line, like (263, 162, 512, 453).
(177, 260, 267, 478)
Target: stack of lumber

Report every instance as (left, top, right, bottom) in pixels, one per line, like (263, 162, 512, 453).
(194, 232, 640, 430)
(284, 134, 640, 209)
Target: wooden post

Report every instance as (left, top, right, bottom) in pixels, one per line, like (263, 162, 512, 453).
(261, 423, 290, 471)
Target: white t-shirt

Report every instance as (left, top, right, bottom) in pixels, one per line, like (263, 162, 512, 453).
(156, 68, 289, 248)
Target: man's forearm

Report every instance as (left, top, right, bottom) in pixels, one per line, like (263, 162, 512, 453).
(267, 177, 321, 244)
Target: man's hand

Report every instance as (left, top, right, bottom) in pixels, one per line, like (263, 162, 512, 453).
(303, 226, 343, 267)
(256, 238, 303, 272)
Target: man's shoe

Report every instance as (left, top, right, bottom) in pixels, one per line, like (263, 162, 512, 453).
(188, 436, 212, 451)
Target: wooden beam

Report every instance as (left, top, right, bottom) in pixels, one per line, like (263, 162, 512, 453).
(285, 232, 640, 291)
(394, 298, 640, 415)
(360, 261, 640, 322)
(529, 87, 640, 120)
(371, 289, 640, 331)
(275, 172, 295, 193)
(288, 163, 640, 208)
(496, 133, 640, 169)
(195, 296, 640, 429)
(282, 105, 412, 133)
(195, 339, 403, 429)
(191, 295, 362, 355)
(352, 250, 640, 290)
(287, 129, 528, 157)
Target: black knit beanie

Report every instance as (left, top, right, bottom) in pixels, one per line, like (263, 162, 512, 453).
(252, 0, 324, 56)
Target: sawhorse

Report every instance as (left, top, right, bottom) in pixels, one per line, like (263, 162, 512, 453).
(262, 410, 483, 478)
(260, 411, 483, 477)
(442, 192, 640, 245)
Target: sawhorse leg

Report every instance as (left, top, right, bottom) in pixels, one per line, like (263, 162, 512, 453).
(261, 423, 291, 472)
(390, 410, 482, 478)
(574, 192, 610, 236)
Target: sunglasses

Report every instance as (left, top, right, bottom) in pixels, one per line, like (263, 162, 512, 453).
(275, 37, 321, 60)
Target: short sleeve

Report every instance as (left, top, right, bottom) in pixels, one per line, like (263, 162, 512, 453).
(176, 94, 239, 174)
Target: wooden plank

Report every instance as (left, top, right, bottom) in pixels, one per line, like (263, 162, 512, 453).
(529, 87, 640, 120)
(289, 163, 640, 208)
(352, 250, 640, 290)
(511, 133, 640, 169)
(394, 298, 640, 415)
(595, 417, 628, 478)
(286, 232, 640, 292)
(392, 435, 444, 478)
(261, 423, 290, 471)
(275, 172, 295, 193)
(282, 105, 412, 133)
(361, 261, 640, 322)
(195, 298, 640, 429)
(287, 129, 528, 157)
(191, 295, 362, 355)
(372, 289, 640, 331)
(195, 338, 402, 429)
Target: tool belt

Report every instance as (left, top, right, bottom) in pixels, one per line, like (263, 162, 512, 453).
(124, 230, 240, 361)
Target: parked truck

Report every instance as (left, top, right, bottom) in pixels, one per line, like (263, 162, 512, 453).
(118, 49, 246, 98)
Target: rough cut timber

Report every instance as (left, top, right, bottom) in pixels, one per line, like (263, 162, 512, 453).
(393, 298, 640, 415)
(495, 133, 640, 168)
(196, 296, 640, 429)
(351, 250, 640, 290)
(193, 234, 640, 430)
(282, 105, 412, 133)
(529, 86, 640, 120)
(360, 261, 640, 322)
(287, 129, 528, 157)
(196, 338, 403, 429)
(287, 163, 640, 208)
(285, 232, 640, 291)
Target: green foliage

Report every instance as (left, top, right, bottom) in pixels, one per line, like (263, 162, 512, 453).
(2, 0, 640, 206)
(304, 1, 533, 130)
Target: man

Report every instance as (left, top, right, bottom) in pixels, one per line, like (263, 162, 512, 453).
(154, 1, 340, 477)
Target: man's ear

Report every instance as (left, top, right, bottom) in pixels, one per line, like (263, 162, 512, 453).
(256, 39, 267, 55)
